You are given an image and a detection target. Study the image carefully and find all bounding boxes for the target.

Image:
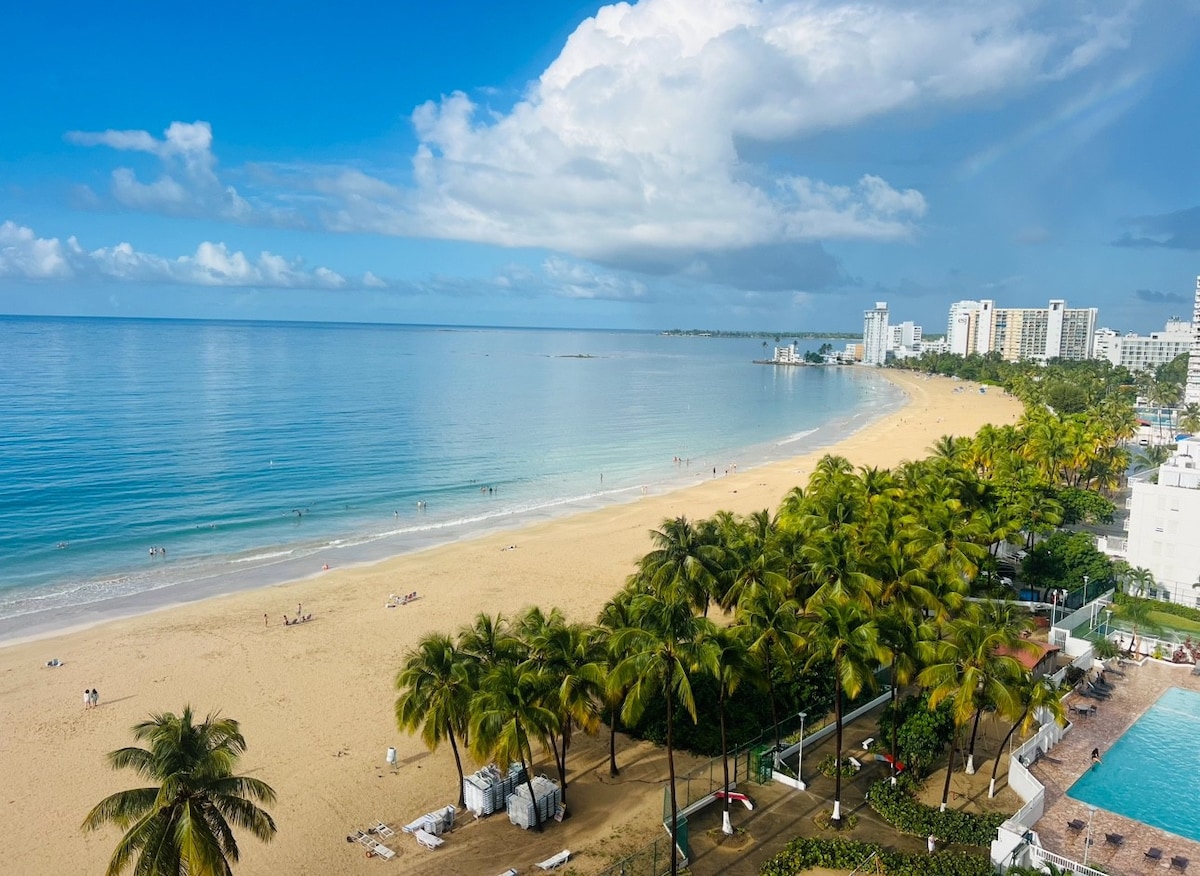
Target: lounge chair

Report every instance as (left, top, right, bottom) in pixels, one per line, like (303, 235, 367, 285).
(374, 821, 395, 837)
(536, 850, 570, 870)
(414, 828, 444, 850)
(861, 737, 875, 750)
(1172, 856, 1189, 872)
(496, 870, 518, 876)
(1066, 819, 1085, 834)
(1104, 833, 1124, 848)
(1146, 848, 1164, 863)
(848, 756, 863, 771)
(355, 831, 376, 849)
(371, 842, 396, 860)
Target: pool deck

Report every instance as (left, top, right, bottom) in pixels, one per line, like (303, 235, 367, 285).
(1030, 660, 1200, 874)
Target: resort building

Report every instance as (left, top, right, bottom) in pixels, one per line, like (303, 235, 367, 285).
(946, 299, 1097, 362)
(1124, 436, 1200, 607)
(947, 300, 983, 355)
(1187, 277, 1200, 405)
(862, 301, 890, 365)
(888, 320, 924, 360)
(1092, 318, 1192, 372)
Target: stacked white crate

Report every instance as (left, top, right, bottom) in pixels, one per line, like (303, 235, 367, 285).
(463, 762, 527, 817)
(506, 775, 561, 830)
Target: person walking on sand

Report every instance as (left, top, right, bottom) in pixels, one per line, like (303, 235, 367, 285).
(84, 689, 92, 710)
(91, 688, 99, 709)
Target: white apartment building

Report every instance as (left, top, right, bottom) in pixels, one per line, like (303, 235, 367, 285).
(1092, 318, 1191, 372)
(862, 301, 890, 365)
(889, 320, 923, 359)
(947, 301, 982, 355)
(1125, 436, 1200, 607)
(946, 299, 1096, 362)
(1187, 277, 1200, 405)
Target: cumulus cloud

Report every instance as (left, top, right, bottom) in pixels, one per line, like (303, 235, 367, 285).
(0, 221, 374, 289)
(67, 121, 293, 225)
(64, 1, 1134, 287)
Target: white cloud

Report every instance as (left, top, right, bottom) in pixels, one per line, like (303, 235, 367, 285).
(63, 1, 1135, 277)
(0, 221, 371, 290)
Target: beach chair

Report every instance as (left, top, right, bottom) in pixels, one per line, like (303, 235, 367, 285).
(374, 821, 395, 837)
(535, 850, 570, 870)
(1104, 833, 1124, 848)
(371, 842, 396, 860)
(1146, 848, 1164, 863)
(861, 737, 875, 750)
(1066, 819, 1085, 834)
(848, 756, 863, 772)
(414, 828, 444, 850)
(1171, 856, 1189, 872)
(355, 831, 376, 849)
(496, 870, 518, 876)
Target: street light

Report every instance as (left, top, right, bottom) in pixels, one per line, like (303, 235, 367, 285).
(796, 712, 808, 791)
(1105, 609, 1113, 637)
(1083, 805, 1098, 866)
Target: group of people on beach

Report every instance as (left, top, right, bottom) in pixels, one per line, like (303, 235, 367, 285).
(147, 546, 167, 557)
(83, 688, 100, 709)
(386, 592, 418, 607)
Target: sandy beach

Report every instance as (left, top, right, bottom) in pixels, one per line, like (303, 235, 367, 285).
(0, 370, 1022, 876)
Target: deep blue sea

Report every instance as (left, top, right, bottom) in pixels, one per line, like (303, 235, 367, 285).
(0, 316, 898, 641)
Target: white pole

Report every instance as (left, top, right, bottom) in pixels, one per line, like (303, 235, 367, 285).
(796, 712, 807, 791)
(1083, 806, 1097, 866)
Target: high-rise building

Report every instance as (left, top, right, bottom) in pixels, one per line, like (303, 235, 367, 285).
(1187, 277, 1200, 405)
(1124, 436, 1200, 606)
(862, 301, 890, 365)
(1093, 318, 1191, 372)
(947, 301, 982, 355)
(945, 299, 1096, 362)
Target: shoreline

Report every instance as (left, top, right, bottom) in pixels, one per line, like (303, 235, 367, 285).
(0, 368, 905, 649)
(0, 369, 1023, 876)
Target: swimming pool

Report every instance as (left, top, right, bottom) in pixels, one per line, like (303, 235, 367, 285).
(1067, 687, 1200, 843)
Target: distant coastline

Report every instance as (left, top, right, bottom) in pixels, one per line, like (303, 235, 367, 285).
(662, 328, 862, 340)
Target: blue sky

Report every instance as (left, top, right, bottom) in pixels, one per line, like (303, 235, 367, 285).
(2, 0, 1200, 332)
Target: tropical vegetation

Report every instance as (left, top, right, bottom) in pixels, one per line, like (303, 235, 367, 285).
(391, 357, 1140, 874)
(82, 707, 277, 876)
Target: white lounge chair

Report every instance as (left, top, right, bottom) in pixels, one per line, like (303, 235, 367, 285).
(861, 737, 875, 750)
(497, 870, 519, 876)
(372, 842, 396, 860)
(849, 756, 863, 771)
(414, 828, 445, 850)
(374, 822, 395, 837)
(536, 850, 570, 870)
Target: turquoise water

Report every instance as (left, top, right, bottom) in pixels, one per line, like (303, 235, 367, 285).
(0, 316, 898, 641)
(1067, 687, 1200, 842)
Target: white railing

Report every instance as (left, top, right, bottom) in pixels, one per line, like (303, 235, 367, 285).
(1030, 845, 1109, 876)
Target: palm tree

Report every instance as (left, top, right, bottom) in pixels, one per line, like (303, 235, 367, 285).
(611, 589, 717, 876)
(734, 582, 803, 752)
(82, 706, 277, 876)
(395, 632, 474, 808)
(918, 606, 1031, 807)
(595, 590, 637, 777)
(705, 623, 761, 835)
(1117, 597, 1164, 656)
(634, 516, 725, 615)
(988, 674, 1064, 798)
(798, 595, 884, 827)
(1178, 403, 1200, 435)
(469, 662, 557, 832)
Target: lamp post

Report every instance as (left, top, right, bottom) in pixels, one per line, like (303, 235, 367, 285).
(1083, 574, 1090, 601)
(1105, 609, 1113, 638)
(796, 712, 807, 791)
(1083, 805, 1098, 866)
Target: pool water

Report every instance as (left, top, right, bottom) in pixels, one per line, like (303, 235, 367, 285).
(1067, 687, 1200, 843)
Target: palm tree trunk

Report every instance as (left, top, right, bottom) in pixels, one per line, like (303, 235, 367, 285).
(766, 651, 781, 753)
(550, 733, 567, 803)
(989, 712, 1026, 798)
(448, 727, 466, 809)
(965, 708, 982, 774)
(608, 702, 620, 777)
(940, 728, 958, 811)
(517, 718, 544, 833)
(888, 657, 900, 785)
(666, 666, 679, 876)
(719, 688, 732, 835)
(831, 669, 843, 827)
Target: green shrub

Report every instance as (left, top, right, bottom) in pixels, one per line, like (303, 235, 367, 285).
(867, 778, 1009, 847)
(759, 836, 992, 876)
(816, 755, 861, 779)
(1115, 593, 1200, 626)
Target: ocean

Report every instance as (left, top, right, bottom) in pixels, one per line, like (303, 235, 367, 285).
(0, 316, 899, 642)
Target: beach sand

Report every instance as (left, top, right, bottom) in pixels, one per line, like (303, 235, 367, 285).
(0, 370, 1021, 876)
